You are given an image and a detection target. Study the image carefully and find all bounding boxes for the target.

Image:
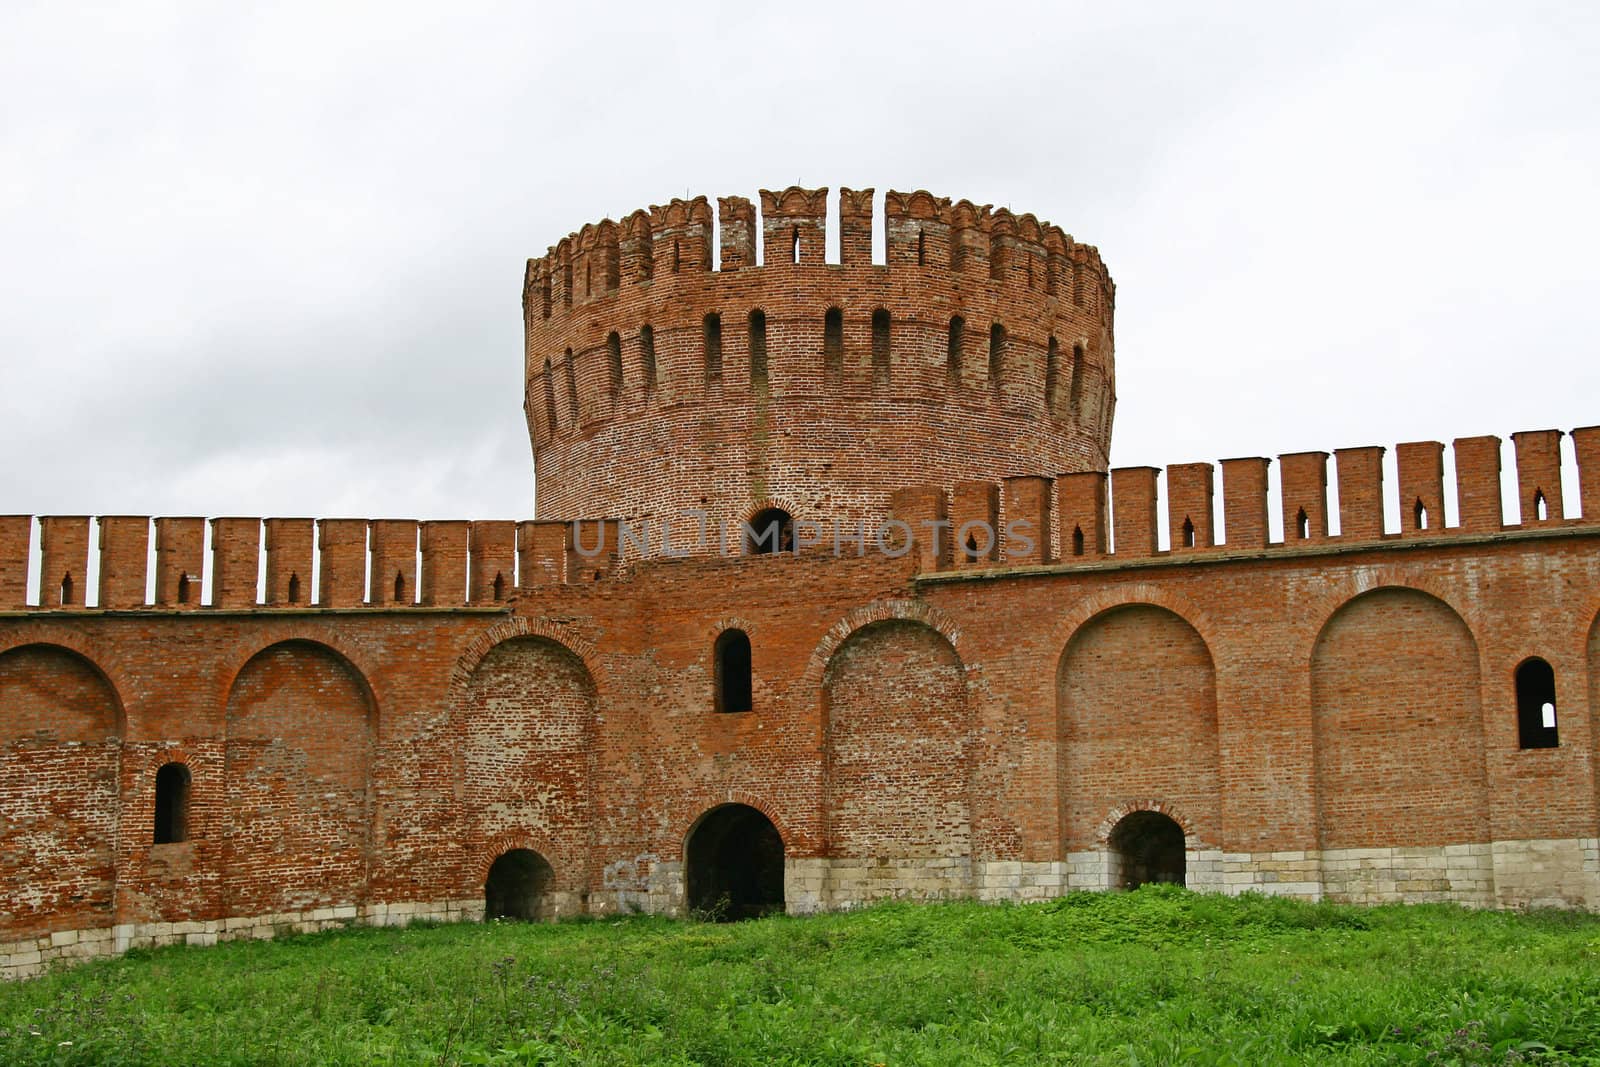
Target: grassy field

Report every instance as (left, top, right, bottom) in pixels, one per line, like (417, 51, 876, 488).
(3, 887, 1599, 1065)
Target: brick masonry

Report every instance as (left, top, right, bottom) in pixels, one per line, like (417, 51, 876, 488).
(2, 185, 1600, 979)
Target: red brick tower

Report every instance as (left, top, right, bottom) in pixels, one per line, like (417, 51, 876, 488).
(522, 186, 1116, 554)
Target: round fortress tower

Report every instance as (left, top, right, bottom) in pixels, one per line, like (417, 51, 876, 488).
(523, 186, 1115, 554)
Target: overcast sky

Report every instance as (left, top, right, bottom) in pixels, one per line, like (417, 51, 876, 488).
(3, 1, 1596, 533)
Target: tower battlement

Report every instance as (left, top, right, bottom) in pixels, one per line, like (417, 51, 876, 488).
(521, 186, 1116, 551)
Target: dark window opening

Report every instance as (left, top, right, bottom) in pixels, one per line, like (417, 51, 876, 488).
(59, 572, 73, 605)
(790, 226, 800, 264)
(1296, 508, 1310, 540)
(1414, 498, 1429, 530)
(287, 572, 300, 604)
(823, 307, 843, 382)
(484, 848, 554, 920)
(640, 326, 657, 389)
(153, 762, 191, 845)
(714, 629, 753, 714)
(744, 507, 793, 555)
(1516, 657, 1559, 749)
(564, 348, 579, 421)
(1072, 525, 1085, 556)
(704, 313, 723, 384)
(1534, 489, 1548, 522)
(584, 261, 591, 298)
(393, 571, 405, 603)
(947, 316, 964, 386)
(871, 309, 891, 383)
(988, 323, 1005, 394)
(1069, 344, 1086, 411)
(1109, 810, 1185, 889)
(673, 239, 681, 273)
(492, 572, 505, 601)
(748, 310, 768, 384)
(1045, 336, 1060, 412)
(964, 532, 980, 560)
(917, 229, 925, 265)
(685, 804, 784, 921)
(606, 331, 623, 397)
(1181, 517, 1195, 548)
(177, 573, 190, 604)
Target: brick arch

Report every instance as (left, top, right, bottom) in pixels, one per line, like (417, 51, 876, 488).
(217, 629, 382, 727)
(1096, 799, 1198, 845)
(740, 496, 806, 527)
(1301, 570, 1486, 667)
(472, 832, 562, 884)
(674, 791, 798, 858)
(0, 639, 126, 938)
(0, 637, 128, 738)
(708, 614, 759, 642)
(448, 616, 601, 704)
(1310, 584, 1487, 850)
(454, 624, 598, 906)
(222, 638, 377, 917)
(1058, 602, 1219, 852)
(802, 599, 971, 693)
(1049, 583, 1221, 668)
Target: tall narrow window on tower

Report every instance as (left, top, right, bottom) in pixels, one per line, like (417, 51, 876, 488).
(749, 310, 768, 385)
(640, 325, 656, 390)
(564, 348, 579, 422)
(1069, 343, 1086, 411)
(542, 356, 558, 433)
(703, 313, 722, 385)
(824, 307, 843, 383)
(606, 332, 623, 399)
(1515, 657, 1560, 749)
(871, 309, 891, 385)
(989, 323, 1006, 395)
(1045, 336, 1061, 413)
(947, 315, 964, 387)
(714, 629, 753, 714)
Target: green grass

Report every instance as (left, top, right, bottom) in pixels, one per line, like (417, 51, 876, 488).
(4, 887, 1600, 1065)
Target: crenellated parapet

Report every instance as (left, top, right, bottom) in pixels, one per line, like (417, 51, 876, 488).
(520, 184, 1117, 554)
(892, 426, 1600, 573)
(0, 516, 627, 612)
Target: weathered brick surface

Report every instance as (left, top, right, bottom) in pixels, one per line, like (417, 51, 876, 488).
(2, 186, 1600, 977)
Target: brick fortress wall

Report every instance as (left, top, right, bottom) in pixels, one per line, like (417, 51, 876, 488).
(2, 182, 1598, 979)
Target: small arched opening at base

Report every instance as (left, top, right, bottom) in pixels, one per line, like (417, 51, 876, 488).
(484, 848, 555, 921)
(685, 803, 784, 921)
(1108, 810, 1186, 889)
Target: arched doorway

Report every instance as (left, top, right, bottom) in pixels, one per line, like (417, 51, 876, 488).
(484, 848, 554, 920)
(685, 804, 784, 921)
(1108, 810, 1185, 889)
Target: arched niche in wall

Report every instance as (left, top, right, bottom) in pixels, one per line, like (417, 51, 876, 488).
(0, 644, 123, 936)
(223, 640, 375, 917)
